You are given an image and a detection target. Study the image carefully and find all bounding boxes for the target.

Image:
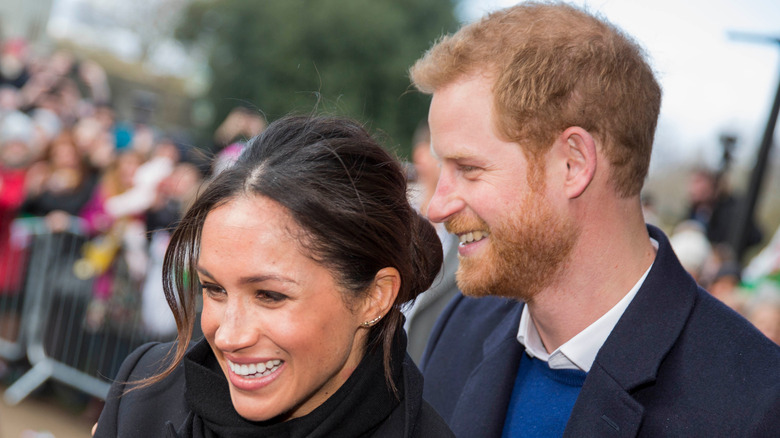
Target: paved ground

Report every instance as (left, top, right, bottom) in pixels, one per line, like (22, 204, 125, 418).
(0, 386, 98, 438)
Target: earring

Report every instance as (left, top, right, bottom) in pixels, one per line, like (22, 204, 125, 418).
(361, 314, 383, 327)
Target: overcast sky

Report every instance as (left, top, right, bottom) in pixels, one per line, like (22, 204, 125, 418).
(459, 0, 780, 170)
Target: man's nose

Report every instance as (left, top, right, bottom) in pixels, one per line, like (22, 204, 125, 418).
(426, 170, 465, 223)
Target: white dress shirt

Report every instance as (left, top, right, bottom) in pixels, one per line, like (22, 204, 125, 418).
(517, 239, 658, 372)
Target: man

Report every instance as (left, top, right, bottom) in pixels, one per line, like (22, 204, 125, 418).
(409, 2, 780, 437)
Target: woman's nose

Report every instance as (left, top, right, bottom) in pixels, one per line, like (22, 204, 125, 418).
(213, 299, 258, 352)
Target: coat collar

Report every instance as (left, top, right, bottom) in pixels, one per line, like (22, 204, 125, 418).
(591, 224, 697, 390)
(564, 225, 699, 437)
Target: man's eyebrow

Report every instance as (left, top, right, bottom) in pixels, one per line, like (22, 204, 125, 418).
(431, 147, 474, 162)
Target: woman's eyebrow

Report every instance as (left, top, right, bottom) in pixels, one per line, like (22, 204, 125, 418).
(236, 274, 299, 286)
(195, 265, 298, 285)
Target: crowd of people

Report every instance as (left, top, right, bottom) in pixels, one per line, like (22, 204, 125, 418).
(0, 37, 213, 346)
(666, 167, 780, 344)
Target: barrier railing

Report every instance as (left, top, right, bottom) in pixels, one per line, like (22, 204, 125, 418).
(0, 218, 45, 363)
(1, 218, 175, 405)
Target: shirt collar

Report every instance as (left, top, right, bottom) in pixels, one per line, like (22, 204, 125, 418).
(517, 238, 658, 372)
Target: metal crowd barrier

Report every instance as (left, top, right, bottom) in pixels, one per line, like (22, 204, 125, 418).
(1, 217, 175, 405)
(0, 218, 36, 363)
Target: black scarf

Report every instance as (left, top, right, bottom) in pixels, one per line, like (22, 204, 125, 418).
(169, 335, 405, 438)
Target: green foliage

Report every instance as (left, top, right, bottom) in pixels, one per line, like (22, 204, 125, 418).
(176, 0, 459, 156)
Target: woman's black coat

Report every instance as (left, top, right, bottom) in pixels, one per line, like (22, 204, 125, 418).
(94, 334, 453, 438)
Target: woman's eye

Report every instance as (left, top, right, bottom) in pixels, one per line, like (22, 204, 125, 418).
(200, 283, 225, 297)
(257, 290, 287, 303)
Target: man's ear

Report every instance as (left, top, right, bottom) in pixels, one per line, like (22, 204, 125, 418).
(560, 127, 597, 199)
(360, 267, 400, 328)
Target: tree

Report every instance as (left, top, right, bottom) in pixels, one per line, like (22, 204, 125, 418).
(175, 0, 459, 155)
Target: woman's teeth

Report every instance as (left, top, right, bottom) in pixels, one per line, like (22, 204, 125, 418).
(459, 230, 489, 245)
(229, 359, 283, 378)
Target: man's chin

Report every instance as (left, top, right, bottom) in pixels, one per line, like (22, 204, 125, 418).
(455, 258, 485, 295)
(457, 262, 509, 298)
(455, 257, 539, 301)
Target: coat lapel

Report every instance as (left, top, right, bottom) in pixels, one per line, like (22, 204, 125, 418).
(565, 225, 698, 437)
(449, 303, 524, 438)
(563, 364, 644, 437)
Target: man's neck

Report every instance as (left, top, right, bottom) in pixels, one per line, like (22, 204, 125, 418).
(527, 210, 656, 353)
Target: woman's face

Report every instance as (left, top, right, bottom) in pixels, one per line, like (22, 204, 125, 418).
(50, 139, 80, 169)
(198, 195, 368, 422)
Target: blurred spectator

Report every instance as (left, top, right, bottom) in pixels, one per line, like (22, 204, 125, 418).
(104, 137, 179, 220)
(80, 150, 143, 234)
(77, 150, 146, 330)
(686, 167, 762, 251)
(211, 106, 266, 175)
(745, 290, 780, 345)
(73, 115, 116, 171)
(742, 224, 780, 286)
(0, 110, 36, 167)
(21, 130, 97, 232)
(0, 109, 36, 344)
(0, 110, 36, 295)
(409, 122, 438, 217)
(144, 159, 200, 236)
(739, 224, 780, 344)
(76, 59, 111, 105)
(213, 106, 266, 148)
(20, 50, 110, 123)
(0, 38, 31, 89)
(669, 220, 713, 285)
(30, 107, 63, 149)
(0, 84, 23, 115)
(707, 261, 745, 313)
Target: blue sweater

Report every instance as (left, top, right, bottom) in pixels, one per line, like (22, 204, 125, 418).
(501, 353, 587, 437)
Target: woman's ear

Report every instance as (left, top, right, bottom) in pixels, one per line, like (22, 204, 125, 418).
(360, 267, 400, 328)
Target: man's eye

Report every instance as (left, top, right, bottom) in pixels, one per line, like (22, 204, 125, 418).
(458, 164, 480, 173)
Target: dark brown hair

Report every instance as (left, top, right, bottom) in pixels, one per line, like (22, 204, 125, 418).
(153, 115, 442, 393)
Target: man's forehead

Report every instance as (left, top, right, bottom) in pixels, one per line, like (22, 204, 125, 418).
(428, 138, 489, 163)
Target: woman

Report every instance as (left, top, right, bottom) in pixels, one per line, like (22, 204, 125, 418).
(21, 130, 97, 225)
(94, 116, 453, 437)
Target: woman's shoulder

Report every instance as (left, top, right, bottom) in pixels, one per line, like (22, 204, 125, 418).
(119, 342, 177, 376)
(94, 341, 192, 437)
(112, 340, 194, 397)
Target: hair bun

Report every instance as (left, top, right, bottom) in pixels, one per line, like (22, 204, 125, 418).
(408, 212, 443, 299)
